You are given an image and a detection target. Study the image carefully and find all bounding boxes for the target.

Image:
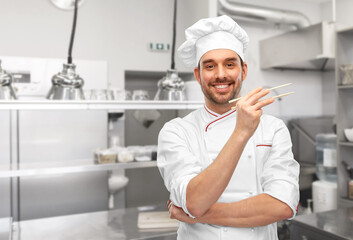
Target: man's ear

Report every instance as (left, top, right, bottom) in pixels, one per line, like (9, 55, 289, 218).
(242, 61, 248, 82)
(194, 67, 201, 85)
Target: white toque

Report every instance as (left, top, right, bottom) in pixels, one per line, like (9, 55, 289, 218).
(177, 15, 249, 67)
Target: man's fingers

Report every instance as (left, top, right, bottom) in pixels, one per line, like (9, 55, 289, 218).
(247, 88, 271, 105)
(167, 201, 172, 210)
(242, 86, 263, 101)
(253, 97, 275, 110)
(169, 205, 173, 217)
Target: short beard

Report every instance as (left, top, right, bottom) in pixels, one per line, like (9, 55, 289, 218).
(200, 72, 243, 105)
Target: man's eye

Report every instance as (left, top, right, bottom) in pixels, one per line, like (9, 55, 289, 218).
(206, 65, 214, 69)
(226, 63, 235, 67)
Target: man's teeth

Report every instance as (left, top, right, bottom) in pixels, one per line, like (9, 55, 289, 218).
(214, 85, 229, 89)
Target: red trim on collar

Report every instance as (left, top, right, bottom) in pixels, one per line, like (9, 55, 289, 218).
(204, 105, 218, 117)
(256, 144, 272, 147)
(205, 110, 236, 132)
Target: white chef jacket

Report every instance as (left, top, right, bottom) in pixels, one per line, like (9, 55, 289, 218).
(157, 105, 300, 240)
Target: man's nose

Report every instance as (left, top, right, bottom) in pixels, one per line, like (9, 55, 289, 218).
(215, 65, 227, 80)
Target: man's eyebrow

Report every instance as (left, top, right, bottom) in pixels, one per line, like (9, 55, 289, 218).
(201, 57, 239, 65)
(225, 57, 238, 62)
(201, 59, 214, 65)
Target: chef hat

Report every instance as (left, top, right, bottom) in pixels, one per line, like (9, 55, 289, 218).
(177, 15, 249, 67)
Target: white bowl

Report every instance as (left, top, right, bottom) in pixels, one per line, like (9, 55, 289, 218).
(344, 128, 353, 142)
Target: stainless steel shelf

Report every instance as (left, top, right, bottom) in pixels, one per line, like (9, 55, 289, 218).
(0, 100, 204, 110)
(339, 141, 353, 147)
(337, 25, 353, 34)
(339, 197, 353, 207)
(0, 159, 157, 178)
(338, 84, 353, 89)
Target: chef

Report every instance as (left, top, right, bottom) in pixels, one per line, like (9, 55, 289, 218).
(157, 15, 299, 239)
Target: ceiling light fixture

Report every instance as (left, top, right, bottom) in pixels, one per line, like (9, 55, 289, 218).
(47, 0, 85, 100)
(0, 60, 17, 100)
(50, 0, 85, 11)
(154, 0, 185, 101)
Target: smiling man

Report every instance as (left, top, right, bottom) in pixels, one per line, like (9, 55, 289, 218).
(157, 15, 299, 239)
(195, 49, 246, 113)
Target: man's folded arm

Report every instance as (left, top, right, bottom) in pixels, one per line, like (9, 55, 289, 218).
(170, 193, 293, 228)
(196, 193, 293, 227)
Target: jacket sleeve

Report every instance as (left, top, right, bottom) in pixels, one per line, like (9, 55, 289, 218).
(157, 120, 203, 217)
(260, 120, 300, 219)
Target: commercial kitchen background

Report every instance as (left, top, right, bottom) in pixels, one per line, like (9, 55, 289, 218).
(1, 0, 353, 239)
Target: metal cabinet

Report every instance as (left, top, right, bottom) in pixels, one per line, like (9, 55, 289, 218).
(0, 101, 203, 231)
(291, 222, 346, 240)
(336, 26, 353, 208)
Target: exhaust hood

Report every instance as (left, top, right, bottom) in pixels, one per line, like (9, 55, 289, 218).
(260, 21, 335, 71)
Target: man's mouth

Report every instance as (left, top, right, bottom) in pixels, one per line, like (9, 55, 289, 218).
(214, 84, 230, 89)
(212, 83, 232, 92)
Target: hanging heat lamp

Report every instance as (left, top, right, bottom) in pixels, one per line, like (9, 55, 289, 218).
(50, 0, 85, 10)
(154, 0, 185, 101)
(0, 60, 17, 100)
(47, 0, 85, 100)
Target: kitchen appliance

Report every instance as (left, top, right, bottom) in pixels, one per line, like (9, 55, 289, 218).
(0, 60, 17, 100)
(46, 63, 84, 100)
(154, 69, 185, 101)
(47, 0, 85, 100)
(154, 0, 185, 101)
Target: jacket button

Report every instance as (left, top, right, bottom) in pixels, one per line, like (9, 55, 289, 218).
(223, 228, 228, 232)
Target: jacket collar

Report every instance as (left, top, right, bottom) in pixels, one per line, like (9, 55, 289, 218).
(202, 105, 237, 132)
(203, 105, 219, 118)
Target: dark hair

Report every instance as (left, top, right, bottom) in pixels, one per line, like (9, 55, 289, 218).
(240, 57, 244, 68)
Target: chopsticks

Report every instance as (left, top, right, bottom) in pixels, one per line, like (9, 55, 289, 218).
(228, 83, 293, 103)
(231, 92, 294, 110)
(271, 91, 294, 100)
(230, 91, 294, 110)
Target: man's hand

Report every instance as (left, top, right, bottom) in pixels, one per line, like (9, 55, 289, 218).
(167, 200, 197, 224)
(234, 87, 274, 138)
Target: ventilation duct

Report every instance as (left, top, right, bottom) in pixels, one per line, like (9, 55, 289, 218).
(260, 21, 335, 71)
(218, 0, 335, 71)
(218, 0, 311, 29)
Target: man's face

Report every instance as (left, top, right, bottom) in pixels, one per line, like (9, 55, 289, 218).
(194, 49, 247, 106)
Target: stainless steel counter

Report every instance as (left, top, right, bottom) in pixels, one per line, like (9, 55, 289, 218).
(291, 207, 353, 240)
(12, 205, 177, 240)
